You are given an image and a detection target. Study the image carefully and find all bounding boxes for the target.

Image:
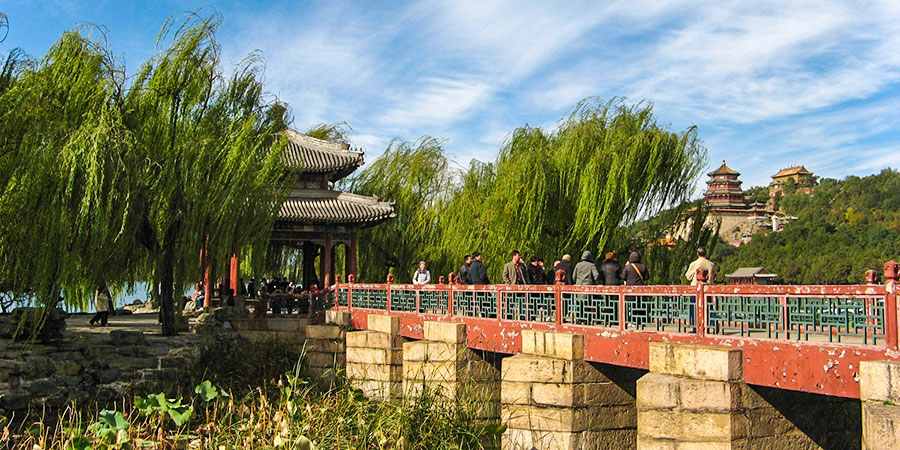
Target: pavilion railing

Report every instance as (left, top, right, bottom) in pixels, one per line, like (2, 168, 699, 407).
(331, 280, 899, 349)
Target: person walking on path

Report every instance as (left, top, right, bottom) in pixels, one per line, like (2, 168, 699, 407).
(412, 261, 431, 285)
(557, 254, 575, 285)
(90, 286, 112, 326)
(573, 251, 601, 285)
(621, 251, 648, 285)
(685, 247, 716, 285)
(469, 252, 490, 284)
(601, 252, 622, 286)
(458, 255, 472, 284)
(503, 251, 528, 285)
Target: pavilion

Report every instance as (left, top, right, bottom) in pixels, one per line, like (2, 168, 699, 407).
(216, 129, 395, 304)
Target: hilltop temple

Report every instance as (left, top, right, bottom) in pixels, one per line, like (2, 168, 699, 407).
(769, 165, 815, 196)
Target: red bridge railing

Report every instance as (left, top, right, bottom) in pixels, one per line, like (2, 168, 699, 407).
(327, 265, 900, 398)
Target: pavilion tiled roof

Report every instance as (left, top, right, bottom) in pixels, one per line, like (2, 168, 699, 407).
(282, 128, 365, 181)
(277, 189, 395, 227)
(708, 160, 740, 176)
(772, 165, 812, 179)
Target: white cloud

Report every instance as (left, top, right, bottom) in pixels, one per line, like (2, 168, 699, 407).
(376, 77, 493, 131)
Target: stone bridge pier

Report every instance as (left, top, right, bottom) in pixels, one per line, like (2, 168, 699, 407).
(232, 311, 900, 449)
(637, 342, 847, 449)
(500, 329, 636, 450)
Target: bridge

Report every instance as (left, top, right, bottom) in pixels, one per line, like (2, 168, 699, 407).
(328, 272, 899, 399)
(235, 263, 900, 449)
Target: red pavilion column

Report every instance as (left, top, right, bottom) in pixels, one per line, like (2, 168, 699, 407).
(229, 253, 239, 296)
(348, 231, 358, 280)
(324, 235, 333, 287)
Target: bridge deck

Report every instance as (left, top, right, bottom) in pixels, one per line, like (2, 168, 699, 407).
(329, 282, 900, 398)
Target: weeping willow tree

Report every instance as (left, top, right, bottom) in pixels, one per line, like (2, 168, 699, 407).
(341, 138, 454, 282)
(431, 98, 707, 281)
(0, 28, 138, 312)
(123, 14, 291, 335)
(344, 98, 707, 282)
(0, 13, 291, 336)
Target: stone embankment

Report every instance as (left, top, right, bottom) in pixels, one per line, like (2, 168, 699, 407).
(0, 312, 226, 417)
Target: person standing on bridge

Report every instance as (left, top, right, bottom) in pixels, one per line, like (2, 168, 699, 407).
(412, 261, 431, 285)
(458, 255, 472, 284)
(469, 252, 489, 284)
(621, 251, 648, 285)
(503, 251, 528, 285)
(557, 254, 575, 285)
(527, 256, 546, 285)
(601, 252, 622, 285)
(685, 247, 716, 285)
(573, 251, 601, 285)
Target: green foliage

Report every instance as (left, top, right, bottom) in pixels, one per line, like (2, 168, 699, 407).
(86, 410, 130, 447)
(715, 169, 900, 284)
(344, 98, 706, 282)
(0, 13, 291, 335)
(134, 393, 192, 426)
(7, 375, 501, 449)
(342, 137, 454, 282)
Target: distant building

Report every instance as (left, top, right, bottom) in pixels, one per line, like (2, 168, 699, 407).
(769, 165, 814, 196)
(725, 267, 778, 285)
(704, 160, 747, 214)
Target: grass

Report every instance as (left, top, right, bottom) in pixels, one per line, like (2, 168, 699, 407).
(0, 340, 503, 449)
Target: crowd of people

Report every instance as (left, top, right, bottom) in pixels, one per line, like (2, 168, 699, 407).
(412, 247, 716, 286)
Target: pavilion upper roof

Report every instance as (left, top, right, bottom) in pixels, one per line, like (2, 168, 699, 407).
(772, 165, 813, 179)
(277, 189, 395, 227)
(282, 128, 365, 181)
(708, 160, 740, 177)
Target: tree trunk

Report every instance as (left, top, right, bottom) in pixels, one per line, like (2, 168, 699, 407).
(159, 224, 179, 336)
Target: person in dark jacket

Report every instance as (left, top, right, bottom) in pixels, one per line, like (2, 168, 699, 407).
(503, 251, 528, 285)
(547, 260, 561, 284)
(573, 251, 601, 285)
(621, 251, 648, 285)
(458, 255, 472, 284)
(601, 252, 621, 286)
(527, 256, 545, 285)
(468, 252, 489, 284)
(556, 254, 575, 285)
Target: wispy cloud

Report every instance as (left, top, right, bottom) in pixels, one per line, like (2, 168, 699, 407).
(10, 0, 899, 185)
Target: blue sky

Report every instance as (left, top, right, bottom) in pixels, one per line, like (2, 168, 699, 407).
(3, 1, 900, 191)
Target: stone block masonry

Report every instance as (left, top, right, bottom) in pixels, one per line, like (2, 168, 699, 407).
(637, 342, 822, 450)
(860, 360, 900, 450)
(304, 311, 350, 390)
(345, 314, 405, 400)
(402, 321, 500, 422)
(501, 329, 635, 450)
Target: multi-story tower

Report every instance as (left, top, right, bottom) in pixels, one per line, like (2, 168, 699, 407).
(704, 160, 747, 213)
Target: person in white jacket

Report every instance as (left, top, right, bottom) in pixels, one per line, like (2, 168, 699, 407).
(412, 261, 431, 285)
(90, 286, 111, 326)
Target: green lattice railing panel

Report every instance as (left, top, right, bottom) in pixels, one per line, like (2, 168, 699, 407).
(562, 293, 618, 327)
(705, 295, 885, 344)
(503, 292, 556, 322)
(419, 290, 449, 314)
(787, 296, 884, 344)
(707, 296, 783, 338)
(337, 288, 348, 307)
(357, 288, 388, 310)
(455, 290, 498, 319)
(626, 295, 695, 332)
(390, 288, 417, 312)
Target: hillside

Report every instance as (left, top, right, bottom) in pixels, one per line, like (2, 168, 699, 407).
(712, 169, 900, 284)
